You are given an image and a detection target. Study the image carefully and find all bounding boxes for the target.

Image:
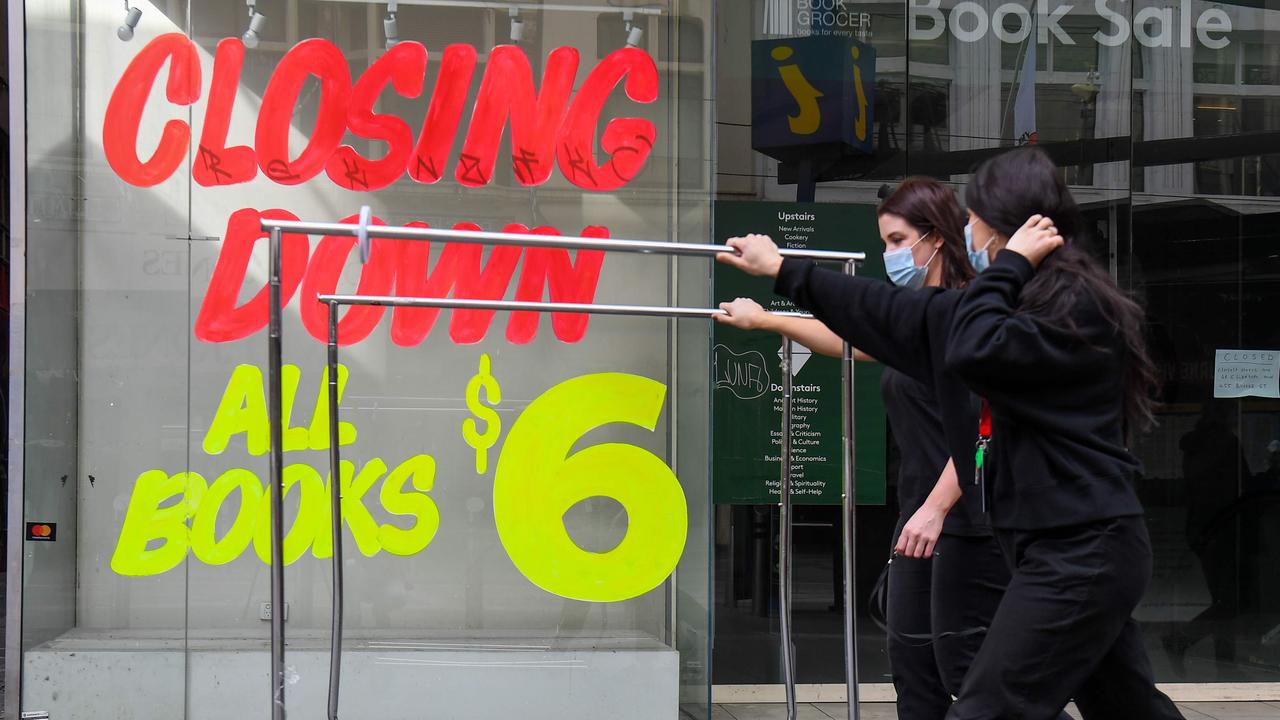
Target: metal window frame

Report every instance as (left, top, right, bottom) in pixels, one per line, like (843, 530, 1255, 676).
(6, 0, 27, 718)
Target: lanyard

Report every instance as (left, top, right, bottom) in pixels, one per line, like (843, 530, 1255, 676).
(975, 399, 991, 513)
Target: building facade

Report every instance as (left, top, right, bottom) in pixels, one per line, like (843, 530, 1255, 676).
(6, 0, 1279, 718)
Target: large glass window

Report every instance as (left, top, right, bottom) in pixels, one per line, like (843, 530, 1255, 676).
(712, 0, 1280, 700)
(16, 2, 715, 718)
(16, 0, 1280, 714)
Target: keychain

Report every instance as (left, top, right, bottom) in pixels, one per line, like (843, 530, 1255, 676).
(975, 399, 992, 514)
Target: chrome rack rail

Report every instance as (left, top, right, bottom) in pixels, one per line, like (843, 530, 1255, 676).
(260, 208, 865, 720)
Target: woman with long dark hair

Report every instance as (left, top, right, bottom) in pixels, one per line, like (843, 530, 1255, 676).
(717, 178, 1008, 720)
(717, 147, 1182, 719)
(940, 148, 1179, 719)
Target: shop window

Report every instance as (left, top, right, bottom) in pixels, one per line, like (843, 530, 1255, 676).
(599, 13, 702, 64)
(192, 1, 257, 41)
(1195, 42, 1237, 84)
(875, 77, 906, 152)
(907, 81, 950, 152)
(1001, 31, 1048, 71)
(1131, 91, 1145, 192)
(393, 4, 487, 53)
(598, 12, 651, 57)
(658, 15, 705, 61)
(1243, 39, 1280, 86)
(1241, 98, 1280, 196)
(999, 14, 1025, 71)
(913, 12, 949, 65)
(1182, 91, 1280, 196)
(193, 0, 287, 44)
(999, 83, 1097, 146)
(600, 69, 706, 190)
(296, 1, 370, 47)
(1194, 95, 1244, 195)
(1002, 20, 1105, 74)
(1053, 19, 1102, 74)
(870, 12, 906, 59)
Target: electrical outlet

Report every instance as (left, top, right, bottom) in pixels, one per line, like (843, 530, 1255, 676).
(259, 601, 289, 621)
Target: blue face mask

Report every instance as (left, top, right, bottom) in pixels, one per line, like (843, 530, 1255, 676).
(883, 232, 937, 290)
(965, 223, 992, 273)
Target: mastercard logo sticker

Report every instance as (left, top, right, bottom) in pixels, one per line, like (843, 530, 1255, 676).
(26, 523, 56, 541)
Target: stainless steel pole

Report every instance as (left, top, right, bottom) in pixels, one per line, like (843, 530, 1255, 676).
(319, 294, 738, 319)
(841, 259, 861, 720)
(779, 338, 798, 720)
(327, 300, 344, 720)
(261, 215, 865, 266)
(319, 294, 823, 322)
(268, 227, 287, 720)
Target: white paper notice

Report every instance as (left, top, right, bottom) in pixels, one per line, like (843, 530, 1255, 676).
(1213, 349, 1280, 398)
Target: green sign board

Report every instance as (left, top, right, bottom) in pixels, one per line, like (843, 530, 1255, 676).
(712, 201, 887, 506)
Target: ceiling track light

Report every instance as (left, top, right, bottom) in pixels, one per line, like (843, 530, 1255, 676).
(624, 10, 644, 49)
(243, 1, 267, 49)
(509, 8, 525, 44)
(118, 1, 142, 41)
(384, 1, 400, 49)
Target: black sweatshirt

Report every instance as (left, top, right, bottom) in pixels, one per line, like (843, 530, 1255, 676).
(944, 251, 1144, 529)
(775, 251, 1146, 531)
(774, 258, 987, 531)
(882, 367, 987, 536)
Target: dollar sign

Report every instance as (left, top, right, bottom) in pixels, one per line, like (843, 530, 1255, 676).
(462, 353, 503, 475)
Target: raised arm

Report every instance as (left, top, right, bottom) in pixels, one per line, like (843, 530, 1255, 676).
(945, 216, 1092, 392)
(717, 233, 938, 382)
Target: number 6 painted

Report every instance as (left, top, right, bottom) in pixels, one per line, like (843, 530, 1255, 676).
(493, 373, 688, 602)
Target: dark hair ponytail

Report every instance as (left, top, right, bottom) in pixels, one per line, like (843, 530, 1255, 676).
(965, 147, 1158, 432)
(878, 177, 975, 290)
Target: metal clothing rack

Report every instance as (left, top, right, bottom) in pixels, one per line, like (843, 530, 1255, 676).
(260, 210, 865, 720)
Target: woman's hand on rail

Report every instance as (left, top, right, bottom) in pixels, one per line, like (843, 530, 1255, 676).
(720, 234, 784, 277)
(715, 298, 774, 330)
(1005, 214, 1064, 268)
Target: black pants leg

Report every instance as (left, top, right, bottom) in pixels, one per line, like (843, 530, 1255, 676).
(931, 533, 1010, 697)
(888, 547, 951, 720)
(945, 517, 1183, 720)
(1074, 618, 1184, 720)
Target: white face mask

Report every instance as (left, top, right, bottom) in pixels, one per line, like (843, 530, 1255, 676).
(965, 223, 992, 272)
(882, 231, 938, 289)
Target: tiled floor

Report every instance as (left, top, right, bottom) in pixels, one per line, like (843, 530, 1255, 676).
(710, 702, 1280, 719)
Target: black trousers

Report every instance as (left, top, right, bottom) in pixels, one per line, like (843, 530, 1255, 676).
(945, 516, 1184, 720)
(887, 530, 1009, 720)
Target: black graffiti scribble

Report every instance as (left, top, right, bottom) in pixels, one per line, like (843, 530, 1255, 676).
(606, 134, 654, 183)
(457, 152, 488, 185)
(608, 146, 642, 182)
(560, 142, 596, 187)
(198, 145, 233, 184)
(341, 157, 369, 190)
(264, 159, 301, 183)
(512, 147, 539, 184)
(414, 154, 440, 182)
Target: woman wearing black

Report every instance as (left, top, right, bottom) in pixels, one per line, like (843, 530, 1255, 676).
(718, 148, 1182, 720)
(716, 178, 1008, 720)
